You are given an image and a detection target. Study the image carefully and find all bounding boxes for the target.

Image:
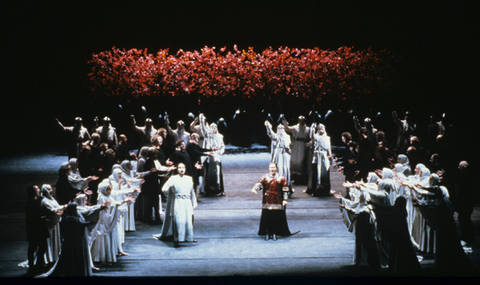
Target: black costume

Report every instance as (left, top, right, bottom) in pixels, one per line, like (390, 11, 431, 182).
(48, 203, 92, 276)
(26, 192, 49, 275)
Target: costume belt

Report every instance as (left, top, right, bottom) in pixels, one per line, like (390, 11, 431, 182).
(294, 137, 307, 142)
(175, 194, 191, 199)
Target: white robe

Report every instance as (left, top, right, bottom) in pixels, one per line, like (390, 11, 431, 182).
(41, 196, 62, 264)
(266, 123, 292, 186)
(155, 175, 197, 242)
(90, 185, 130, 263)
(310, 125, 331, 186)
(283, 122, 310, 177)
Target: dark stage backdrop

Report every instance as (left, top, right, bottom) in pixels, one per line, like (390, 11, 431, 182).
(2, 1, 479, 164)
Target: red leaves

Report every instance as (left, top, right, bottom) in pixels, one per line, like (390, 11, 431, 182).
(87, 45, 396, 100)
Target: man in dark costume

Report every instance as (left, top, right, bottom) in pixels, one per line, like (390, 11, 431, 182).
(26, 185, 49, 276)
(251, 162, 298, 241)
(186, 133, 216, 196)
(56, 117, 90, 159)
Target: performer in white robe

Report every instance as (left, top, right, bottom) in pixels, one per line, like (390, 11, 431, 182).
(306, 123, 332, 197)
(200, 116, 226, 196)
(40, 184, 65, 265)
(90, 180, 133, 265)
(110, 169, 141, 254)
(392, 163, 419, 250)
(68, 158, 97, 192)
(334, 187, 386, 269)
(119, 160, 144, 230)
(265, 120, 293, 195)
(408, 164, 434, 253)
(153, 163, 197, 248)
(282, 115, 310, 185)
(37, 194, 111, 276)
(397, 154, 412, 176)
(379, 168, 398, 206)
(75, 194, 109, 272)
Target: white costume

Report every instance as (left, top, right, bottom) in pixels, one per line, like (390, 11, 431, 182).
(155, 174, 197, 243)
(68, 158, 89, 191)
(265, 121, 292, 187)
(282, 118, 310, 182)
(306, 123, 332, 196)
(90, 180, 130, 263)
(410, 164, 435, 253)
(201, 117, 225, 194)
(41, 185, 62, 264)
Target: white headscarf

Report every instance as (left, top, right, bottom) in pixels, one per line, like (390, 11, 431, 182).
(69, 158, 81, 178)
(382, 168, 394, 180)
(367, 172, 380, 184)
(41, 184, 55, 201)
(419, 166, 431, 186)
(120, 160, 132, 178)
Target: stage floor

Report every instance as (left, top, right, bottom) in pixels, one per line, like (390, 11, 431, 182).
(1, 150, 479, 277)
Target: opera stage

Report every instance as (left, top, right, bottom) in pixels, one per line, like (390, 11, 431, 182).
(0, 148, 479, 278)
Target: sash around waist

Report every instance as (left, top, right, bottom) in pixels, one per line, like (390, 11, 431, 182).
(175, 194, 191, 199)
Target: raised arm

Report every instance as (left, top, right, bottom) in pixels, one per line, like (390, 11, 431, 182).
(265, 120, 277, 141)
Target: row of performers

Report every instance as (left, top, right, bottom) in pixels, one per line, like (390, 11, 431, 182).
(26, 160, 297, 277)
(333, 165, 473, 275)
(265, 116, 333, 197)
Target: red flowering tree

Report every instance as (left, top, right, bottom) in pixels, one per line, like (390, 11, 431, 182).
(88, 45, 398, 102)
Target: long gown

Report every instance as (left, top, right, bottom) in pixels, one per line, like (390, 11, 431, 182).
(90, 180, 130, 264)
(372, 196, 422, 275)
(119, 161, 143, 231)
(265, 122, 292, 190)
(283, 122, 310, 185)
(411, 167, 435, 254)
(253, 173, 293, 237)
(201, 121, 226, 196)
(154, 174, 197, 243)
(38, 203, 93, 277)
(40, 186, 62, 265)
(110, 169, 139, 252)
(306, 123, 332, 196)
(340, 190, 385, 269)
(417, 184, 473, 274)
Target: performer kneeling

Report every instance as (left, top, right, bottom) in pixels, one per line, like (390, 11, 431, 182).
(251, 162, 298, 241)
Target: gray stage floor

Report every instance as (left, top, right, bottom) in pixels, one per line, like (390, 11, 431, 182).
(1, 150, 479, 277)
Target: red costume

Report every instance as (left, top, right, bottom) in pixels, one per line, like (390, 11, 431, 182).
(254, 173, 292, 237)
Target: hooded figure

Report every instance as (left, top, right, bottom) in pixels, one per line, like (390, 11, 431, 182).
(90, 179, 130, 264)
(281, 115, 310, 185)
(200, 118, 226, 196)
(410, 174, 473, 274)
(40, 184, 63, 264)
(67, 158, 90, 191)
(265, 120, 292, 195)
(306, 123, 332, 197)
(38, 203, 93, 277)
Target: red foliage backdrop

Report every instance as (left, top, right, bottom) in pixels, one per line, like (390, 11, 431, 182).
(88, 45, 398, 102)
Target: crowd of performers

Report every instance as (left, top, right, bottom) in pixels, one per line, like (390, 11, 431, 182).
(22, 108, 476, 276)
(329, 112, 476, 275)
(23, 113, 225, 276)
